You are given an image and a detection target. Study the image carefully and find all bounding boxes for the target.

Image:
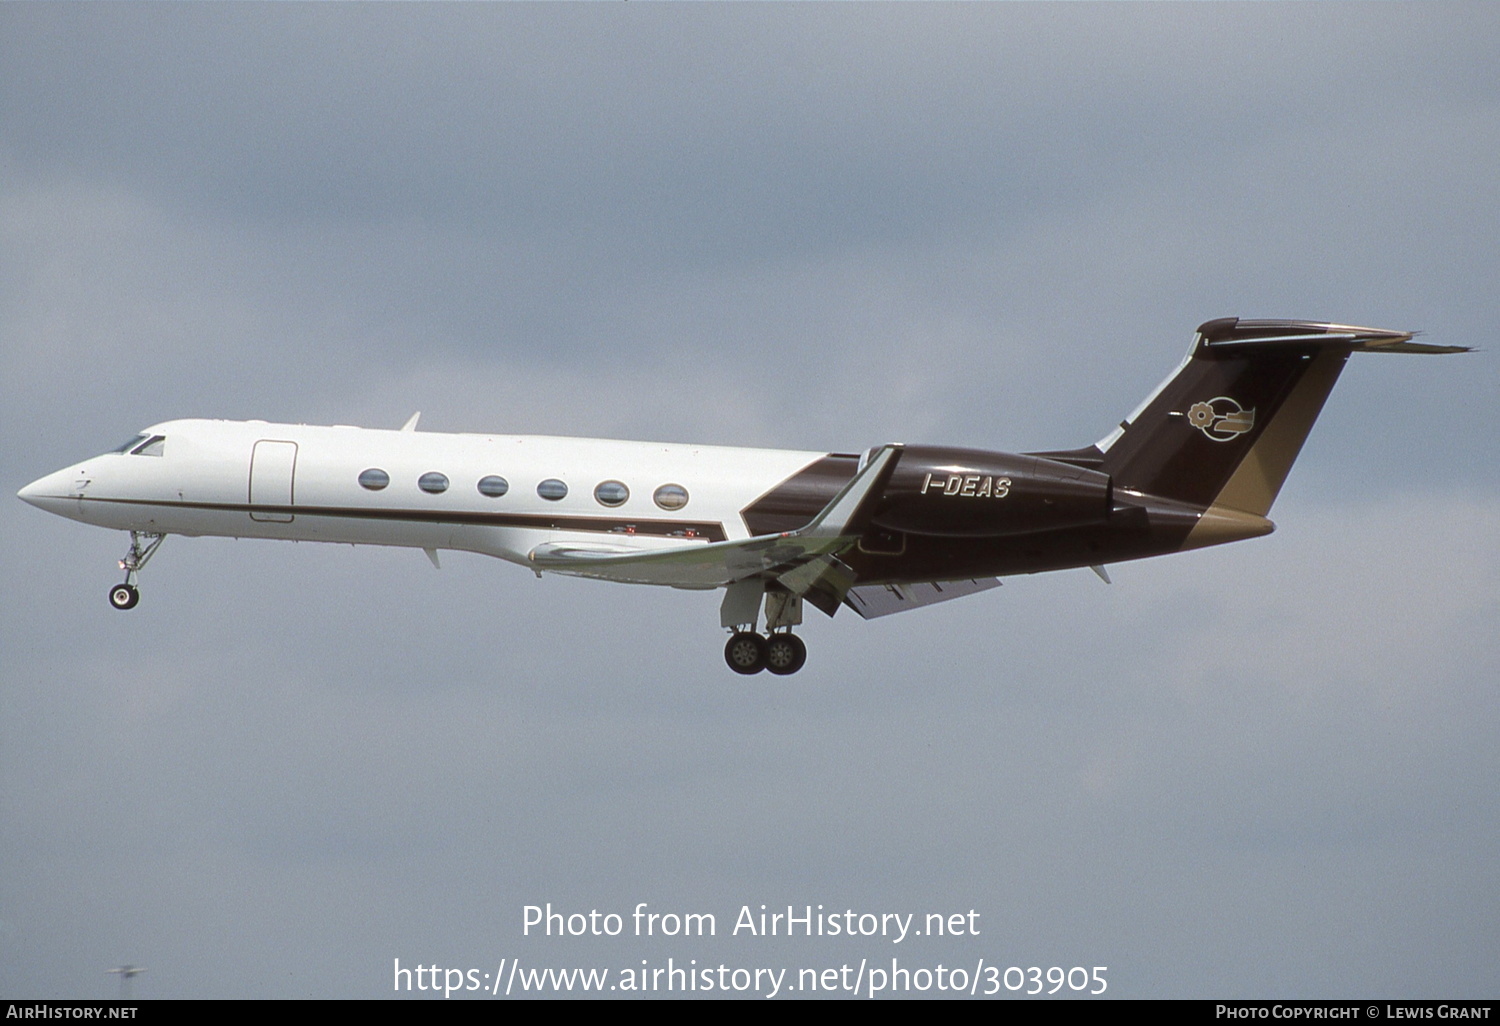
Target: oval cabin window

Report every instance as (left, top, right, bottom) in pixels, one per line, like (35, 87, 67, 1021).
(359, 468, 390, 491)
(594, 480, 629, 507)
(653, 483, 689, 510)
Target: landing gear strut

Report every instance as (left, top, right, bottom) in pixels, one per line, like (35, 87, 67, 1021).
(109, 531, 164, 611)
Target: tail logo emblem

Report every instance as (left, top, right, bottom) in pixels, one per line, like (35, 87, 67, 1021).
(1186, 397, 1255, 442)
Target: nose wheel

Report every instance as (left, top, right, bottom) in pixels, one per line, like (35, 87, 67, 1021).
(723, 631, 807, 675)
(109, 531, 164, 611)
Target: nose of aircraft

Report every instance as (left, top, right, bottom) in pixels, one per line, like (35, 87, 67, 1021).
(17, 467, 77, 515)
(17, 474, 47, 507)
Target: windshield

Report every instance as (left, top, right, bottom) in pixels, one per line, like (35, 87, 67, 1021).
(105, 433, 166, 456)
(108, 434, 150, 454)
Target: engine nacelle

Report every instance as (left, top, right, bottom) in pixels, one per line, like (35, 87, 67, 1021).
(871, 446, 1112, 538)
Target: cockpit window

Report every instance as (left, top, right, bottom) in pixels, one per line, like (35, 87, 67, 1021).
(110, 434, 150, 454)
(108, 434, 166, 456)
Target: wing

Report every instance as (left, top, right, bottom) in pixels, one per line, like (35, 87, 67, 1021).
(527, 444, 905, 589)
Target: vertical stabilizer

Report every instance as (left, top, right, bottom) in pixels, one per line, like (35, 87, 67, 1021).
(1099, 318, 1454, 517)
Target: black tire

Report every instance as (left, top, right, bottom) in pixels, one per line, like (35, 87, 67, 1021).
(724, 631, 768, 674)
(765, 633, 807, 675)
(109, 583, 140, 610)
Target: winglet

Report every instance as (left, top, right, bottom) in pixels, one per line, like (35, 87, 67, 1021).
(401, 412, 421, 432)
(798, 444, 904, 539)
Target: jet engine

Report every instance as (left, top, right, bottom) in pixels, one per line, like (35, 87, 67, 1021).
(870, 446, 1112, 538)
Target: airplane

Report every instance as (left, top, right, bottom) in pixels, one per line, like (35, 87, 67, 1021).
(17, 317, 1467, 675)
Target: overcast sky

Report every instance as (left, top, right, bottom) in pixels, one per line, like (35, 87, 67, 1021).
(2, 3, 1496, 1000)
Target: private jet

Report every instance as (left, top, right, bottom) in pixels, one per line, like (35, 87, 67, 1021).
(18, 318, 1465, 674)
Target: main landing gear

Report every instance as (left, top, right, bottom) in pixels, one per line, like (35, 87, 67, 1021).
(724, 631, 808, 676)
(719, 581, 810, 675)
(109, 531, 165, 611)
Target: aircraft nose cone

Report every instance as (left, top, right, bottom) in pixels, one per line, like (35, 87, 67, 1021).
(17, 475, 47, 507)
(17, 467, 78, 515)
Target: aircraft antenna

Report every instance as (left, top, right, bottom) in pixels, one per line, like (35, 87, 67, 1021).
(106, 964, 144, 1000)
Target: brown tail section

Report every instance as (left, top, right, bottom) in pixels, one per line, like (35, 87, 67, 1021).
(1098, 318, 1462, 517)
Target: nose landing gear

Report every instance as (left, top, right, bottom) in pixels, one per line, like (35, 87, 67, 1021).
(109, 531, 165, 611)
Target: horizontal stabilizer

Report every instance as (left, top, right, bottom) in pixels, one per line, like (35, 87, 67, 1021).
(1196, 318, 1471, 355)
(844, 578, 1001, 620)
(1349, 340, 1472, 355)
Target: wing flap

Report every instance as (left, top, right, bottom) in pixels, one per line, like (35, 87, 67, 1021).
(844, 578, 1001, 620)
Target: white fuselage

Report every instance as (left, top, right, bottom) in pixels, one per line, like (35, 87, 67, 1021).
(18, 320, 1452, 675)
(19, 419, 831, 576)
